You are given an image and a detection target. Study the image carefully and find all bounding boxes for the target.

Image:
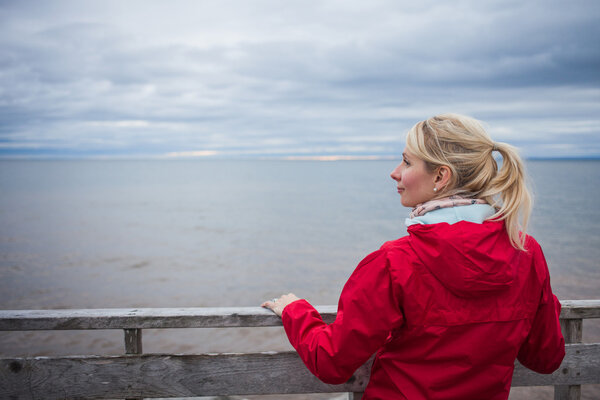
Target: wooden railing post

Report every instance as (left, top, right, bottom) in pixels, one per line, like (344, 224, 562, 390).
(125, 328, 143, 400)
(554, 318, 583, 400)
(125, 328, 143, 354)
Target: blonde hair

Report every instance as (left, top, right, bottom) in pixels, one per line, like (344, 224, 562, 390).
(405, 113, 533, 250)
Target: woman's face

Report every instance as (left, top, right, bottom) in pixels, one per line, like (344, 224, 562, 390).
(390, 148, 438, 207)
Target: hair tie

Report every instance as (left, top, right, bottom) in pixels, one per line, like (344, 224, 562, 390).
(492, 143, 499, 151)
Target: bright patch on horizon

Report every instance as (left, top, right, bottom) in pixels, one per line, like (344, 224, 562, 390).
(281, 155, 395, 161)
(165, 150, 218, 158)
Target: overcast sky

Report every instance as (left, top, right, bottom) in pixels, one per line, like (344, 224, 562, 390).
(1, 0, 599, 159)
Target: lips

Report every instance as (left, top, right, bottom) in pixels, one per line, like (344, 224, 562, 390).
(397, 187, 405, 193)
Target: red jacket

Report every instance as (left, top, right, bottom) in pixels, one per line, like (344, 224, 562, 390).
(282, 220, 565, 399)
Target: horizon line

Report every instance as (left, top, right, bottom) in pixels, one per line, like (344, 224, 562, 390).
(1, 154, 600, 162)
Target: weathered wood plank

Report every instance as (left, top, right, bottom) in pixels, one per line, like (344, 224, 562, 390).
(0, 351, 370, 399)
(0, 307, 284, 330)
(559, 300, 600, 319)
(0, 307, 234, 330)
(0, 344, 597, 399)
(0, 301, 596, 331)
(0, 306, 338, 331)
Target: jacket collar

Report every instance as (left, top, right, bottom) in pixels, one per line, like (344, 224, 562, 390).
(405, 203, 496, 227)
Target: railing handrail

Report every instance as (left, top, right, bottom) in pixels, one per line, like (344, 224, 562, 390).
(0, 300, 598, 331)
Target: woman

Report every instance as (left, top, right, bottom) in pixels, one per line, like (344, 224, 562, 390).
(262, 114, 565, 399)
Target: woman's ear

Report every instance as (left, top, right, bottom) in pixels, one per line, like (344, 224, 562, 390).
(435, 165, 452, 188)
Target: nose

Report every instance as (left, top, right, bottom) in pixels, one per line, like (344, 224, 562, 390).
(390, 164, 402, 181)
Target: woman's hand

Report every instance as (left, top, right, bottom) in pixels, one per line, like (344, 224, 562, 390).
(261, 293, 300, 317)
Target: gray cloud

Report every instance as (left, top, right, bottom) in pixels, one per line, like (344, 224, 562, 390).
(0, 0, 599, 158)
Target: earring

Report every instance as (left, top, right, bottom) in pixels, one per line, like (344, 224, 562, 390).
(433, 187, 438, 192)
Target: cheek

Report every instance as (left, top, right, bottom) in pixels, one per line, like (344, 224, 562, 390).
(401, 170, 418, 187)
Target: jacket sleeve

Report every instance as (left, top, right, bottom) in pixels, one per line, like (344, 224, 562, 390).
(517, 248, 565, 374)
(281, 249, 404, 384)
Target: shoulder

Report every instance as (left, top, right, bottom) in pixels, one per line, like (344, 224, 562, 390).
(523, 234, 542, 252)
(353, 236, 418, 286)
(351, 236, 413, 275)
(521, 234, 546, 265)
(352, 236, 412, 265)
(379, 236, 417, 266)
(523, 234, 550, 275)
(380, 235, 412, 252)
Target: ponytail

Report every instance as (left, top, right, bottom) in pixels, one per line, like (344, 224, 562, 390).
(481, 142, 532, 250)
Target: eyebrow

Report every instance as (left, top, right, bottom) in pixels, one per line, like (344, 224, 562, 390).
(402, 152, 409, 159)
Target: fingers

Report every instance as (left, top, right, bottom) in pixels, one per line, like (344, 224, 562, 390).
(261, 300, 275, 309)
(261, 293, 300, 317)
(263, 301, 282, 317)
(261, 296, 280, 309)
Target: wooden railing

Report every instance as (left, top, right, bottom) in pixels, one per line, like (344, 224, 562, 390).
(0, 300, 599, 400)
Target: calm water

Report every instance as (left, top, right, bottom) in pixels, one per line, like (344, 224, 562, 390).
(0, 159, 599, 397)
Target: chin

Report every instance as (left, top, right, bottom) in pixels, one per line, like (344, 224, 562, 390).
(400, 198, 414, 208)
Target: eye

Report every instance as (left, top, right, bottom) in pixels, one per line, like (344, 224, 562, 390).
(402, 158, 410, 166)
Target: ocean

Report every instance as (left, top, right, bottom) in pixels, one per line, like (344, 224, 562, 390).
(0, 159, 599, 399)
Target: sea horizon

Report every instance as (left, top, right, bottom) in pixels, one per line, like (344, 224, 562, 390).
(1, 155, 600, 161)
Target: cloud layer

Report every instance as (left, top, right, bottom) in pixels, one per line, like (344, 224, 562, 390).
(1, 0, 599, 158)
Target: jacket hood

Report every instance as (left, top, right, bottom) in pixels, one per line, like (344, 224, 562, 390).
(407, 220, 520, 298)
